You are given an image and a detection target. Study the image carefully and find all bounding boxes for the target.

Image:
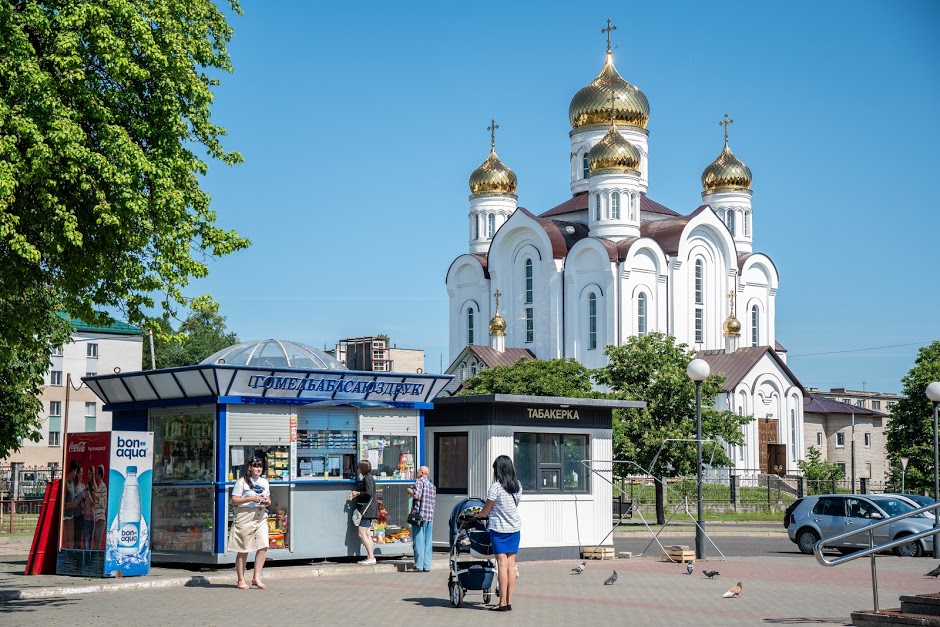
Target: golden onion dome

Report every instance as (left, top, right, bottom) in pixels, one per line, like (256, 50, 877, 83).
(469, 149, 517, 197)
(702, 141, 752, 192)
(489, 311, 506, 336)
(722, 314, 742, 337)
(569, 52, 650, 130)
(588, 124, 641, 174)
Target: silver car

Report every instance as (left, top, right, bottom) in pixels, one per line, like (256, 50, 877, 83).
(786, 494, 936, 557)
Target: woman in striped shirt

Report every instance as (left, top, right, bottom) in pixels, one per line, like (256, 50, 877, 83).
(476, 455, 521, 612)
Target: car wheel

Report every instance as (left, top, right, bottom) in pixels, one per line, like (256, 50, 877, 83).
(895, 535, 924, 558)
(797, 528, 820, 554)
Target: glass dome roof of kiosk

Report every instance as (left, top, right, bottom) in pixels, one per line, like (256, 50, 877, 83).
(201, 339, 347, 370)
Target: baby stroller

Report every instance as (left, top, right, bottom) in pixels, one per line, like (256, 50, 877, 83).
(447, 497, 497, 608)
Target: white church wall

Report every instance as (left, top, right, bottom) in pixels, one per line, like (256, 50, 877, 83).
(563, 240, 616, 368)
(740, 255, 779, 348)
(621, 242, 668, 341)
(446, 256, 490, 361)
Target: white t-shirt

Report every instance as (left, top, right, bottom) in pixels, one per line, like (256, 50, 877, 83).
(232, 477, 270, 508)
(486, 481, 522, 533)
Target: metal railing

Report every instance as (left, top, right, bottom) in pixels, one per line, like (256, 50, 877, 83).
(814, 501, 940, 613)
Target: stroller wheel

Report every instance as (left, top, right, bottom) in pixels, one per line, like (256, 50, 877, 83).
(449, 582, 464, 608)
(483, 589, 492, 604)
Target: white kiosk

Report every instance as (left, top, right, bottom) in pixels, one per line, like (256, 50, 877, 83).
(424, 394, 644, 560)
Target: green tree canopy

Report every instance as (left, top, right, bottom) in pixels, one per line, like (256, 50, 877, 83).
(0, 1, 249, 457)
(147, 301, 239, 370)
(593, 332, 748, 522)
(458, 358, 595, 398)
(884, 341, 940, 493)
(797, 446, 845, 494)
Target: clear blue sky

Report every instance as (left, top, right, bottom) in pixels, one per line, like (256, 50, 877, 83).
(191, 1, 939, 394)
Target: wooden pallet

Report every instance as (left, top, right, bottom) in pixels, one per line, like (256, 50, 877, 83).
(660, 545, 695, 563)
(582, 546, 616, 560)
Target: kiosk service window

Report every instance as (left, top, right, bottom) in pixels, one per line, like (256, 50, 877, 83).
(514, 433, 589, 492)
(360, 434, 416, 481)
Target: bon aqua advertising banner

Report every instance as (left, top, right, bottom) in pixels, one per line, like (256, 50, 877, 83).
(104, 431, 154, 577)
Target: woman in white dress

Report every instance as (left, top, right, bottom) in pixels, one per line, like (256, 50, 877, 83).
(228, 456, 271, 589)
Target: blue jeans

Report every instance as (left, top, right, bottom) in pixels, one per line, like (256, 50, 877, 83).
(411, 520, 433, 570)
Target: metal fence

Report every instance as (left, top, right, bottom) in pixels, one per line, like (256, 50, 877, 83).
(613, 469, 804, 512)
(0, 498, 44, 535)
(0, 465, 61, 500)
(0, 465, 60, 536)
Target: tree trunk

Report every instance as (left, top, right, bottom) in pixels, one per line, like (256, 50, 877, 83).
(655, 477, 666, 525)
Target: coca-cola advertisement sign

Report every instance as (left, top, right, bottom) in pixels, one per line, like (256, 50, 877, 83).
(61, 432, 111, 551)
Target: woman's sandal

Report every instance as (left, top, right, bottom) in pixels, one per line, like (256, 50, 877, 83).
(236, 581, 249, 590)
(489, 605, 510, 612)
(251, 579, 267, 589)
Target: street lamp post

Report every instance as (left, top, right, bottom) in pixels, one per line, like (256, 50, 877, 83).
(927, 382, 940, 561)
(687, 358, 711, 561)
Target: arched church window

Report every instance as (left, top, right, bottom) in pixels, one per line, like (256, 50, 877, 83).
(588, 292, 597, 349)
(637, 293, 647, 336)
(467, 308, 474, 345)
(630, 193, 637, 221)
(726, 210, 736, 237)
(582, 153, 590, 179)
(694, 260, 704, 305)
(487, 214, 495, 238)
(790, 407, 797, 458)
(473, 214, 479, 240)
(611, 193, 620, 219)
(744, 210, 750, 237)
(751, 305, 760, 347)
(593, 193, 601, 221)
(524, 259, 533, 304)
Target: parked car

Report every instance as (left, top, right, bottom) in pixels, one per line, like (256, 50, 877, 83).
(891, 494, 938, 510)
(784, 497, 804, 528)
(786, 494, 935, 557)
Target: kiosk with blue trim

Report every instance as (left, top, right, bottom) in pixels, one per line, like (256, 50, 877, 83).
(84, 340, 451, 564)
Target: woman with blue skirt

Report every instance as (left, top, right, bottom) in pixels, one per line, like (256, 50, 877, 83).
(477, 455, 521, 611)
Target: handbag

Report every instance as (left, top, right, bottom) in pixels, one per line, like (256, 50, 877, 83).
(352, 495, 372, 526)
(407, 507, 423, 526)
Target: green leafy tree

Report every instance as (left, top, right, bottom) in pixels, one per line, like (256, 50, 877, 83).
(797, 446, 844, 494)
(458, 358, 595, 398)
(146, 301, 239, 369)
(884, 341, 940, 493)
(0, 1, 249, 457)
(593, 332, 748, 524)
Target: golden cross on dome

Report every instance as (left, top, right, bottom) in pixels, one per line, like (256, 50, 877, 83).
(602, 19, 617, 54)
(720, 114, 734, 143)
(487, 119, 499, 151)
(728, 290, 736, 316)
(494, 289, 502, 312)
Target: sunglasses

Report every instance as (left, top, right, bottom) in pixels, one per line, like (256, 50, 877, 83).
(249, 462, 263, 468)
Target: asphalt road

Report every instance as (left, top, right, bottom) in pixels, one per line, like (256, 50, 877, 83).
(613, 533, 803, 559)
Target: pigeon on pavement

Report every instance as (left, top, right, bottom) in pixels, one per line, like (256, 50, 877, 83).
(703, 570, 720, 579)
(572, 562, 586, 574)
(686, 561, 694, 575)
(926, 565, 940, 578)
(722, 582, 743, 598)
(604, 571, 618, 585)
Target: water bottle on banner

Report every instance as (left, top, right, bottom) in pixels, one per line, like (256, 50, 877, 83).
(117, 466, 142, 554)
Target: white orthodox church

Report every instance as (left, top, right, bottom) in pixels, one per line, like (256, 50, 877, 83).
(445, 32, 806, 475)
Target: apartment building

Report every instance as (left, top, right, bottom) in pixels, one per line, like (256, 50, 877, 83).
(329, 336, 424, 373)
(3, 318, 143, 468)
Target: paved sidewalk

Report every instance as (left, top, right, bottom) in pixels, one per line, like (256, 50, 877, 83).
(4, 550, 940, 626)
(6, 529, 940, 626)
